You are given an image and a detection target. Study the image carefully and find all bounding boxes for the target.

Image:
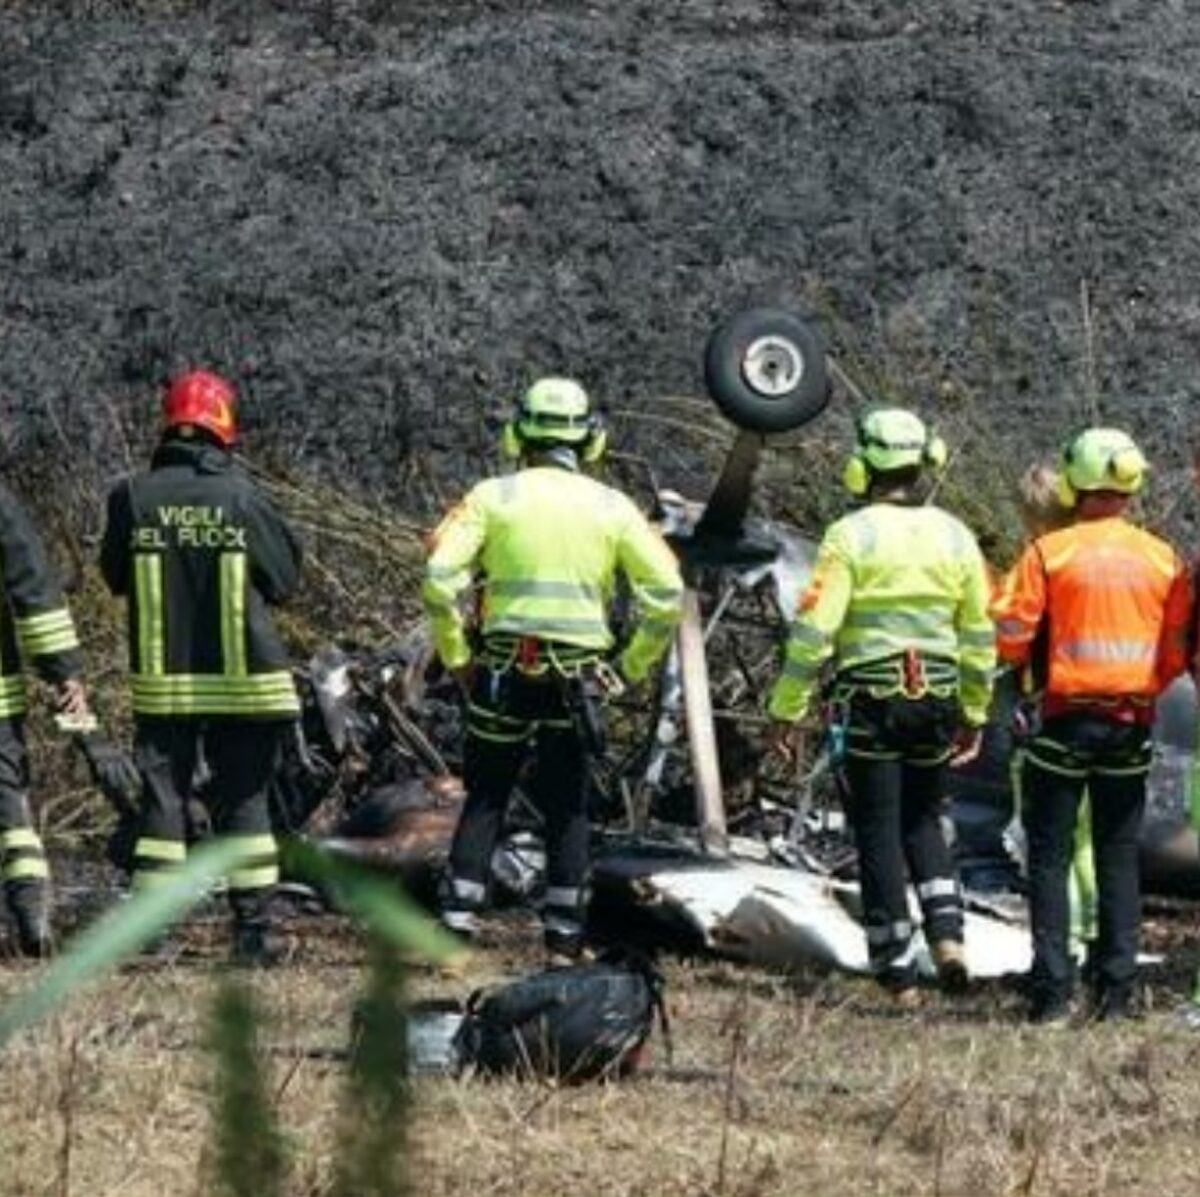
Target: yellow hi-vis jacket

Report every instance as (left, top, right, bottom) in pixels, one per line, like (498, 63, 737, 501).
(768, 502, 997, 726)
(423, 466, 684, 682)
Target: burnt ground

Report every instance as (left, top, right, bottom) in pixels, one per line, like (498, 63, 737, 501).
(2, 0, 1200, 543)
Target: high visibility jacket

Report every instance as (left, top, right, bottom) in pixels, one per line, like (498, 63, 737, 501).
(768, 502, 996, 726)
(423, 466, 683, 683)
(0, 483, 82, 717)
(991, 517, 1190, 710)
(100, 440, 302, 719)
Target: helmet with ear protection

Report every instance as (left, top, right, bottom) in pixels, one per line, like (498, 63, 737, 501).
(500, 377, 607, 462)
(1055, 427, 1146, 508)
(842, 407, 947, 496)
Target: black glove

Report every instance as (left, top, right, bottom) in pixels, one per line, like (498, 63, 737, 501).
(77, 734, 142, 817)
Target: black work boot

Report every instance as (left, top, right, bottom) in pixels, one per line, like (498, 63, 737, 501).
(6, 878, 53, 958)
(231, 893, 286, 968)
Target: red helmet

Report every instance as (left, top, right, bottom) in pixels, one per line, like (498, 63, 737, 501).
(162, 370, 237, 446)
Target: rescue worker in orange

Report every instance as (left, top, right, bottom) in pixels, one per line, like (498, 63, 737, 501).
(993, 428, 1191, 1023)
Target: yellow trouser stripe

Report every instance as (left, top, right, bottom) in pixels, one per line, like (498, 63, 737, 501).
(220, 553, 248, 678)
(229, 864, 280, 891)
(134, 837, 187, 863)
(132, 672, 299, 715)
(135, 555, 165, 676)
(1, 828, 42, 851)
(5, 858, 49, 881)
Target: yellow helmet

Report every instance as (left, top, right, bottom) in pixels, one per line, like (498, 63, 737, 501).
(501, 378, 607, 462)
(1056, 428, 1146, 508)
(842, 408, 948, 496)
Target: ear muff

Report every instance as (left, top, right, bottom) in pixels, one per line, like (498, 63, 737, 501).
(501, 421, 522, 460)
(1110, 446, 1145, 488)
(580, 423, 608, 464)
(842, 452, 870, 496)
(924, 434, 948, 471)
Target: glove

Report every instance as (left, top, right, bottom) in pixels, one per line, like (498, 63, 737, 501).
(77, 734, 142, 816)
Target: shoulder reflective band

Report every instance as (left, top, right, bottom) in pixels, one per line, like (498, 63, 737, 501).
(134, 554, 165, 676)
(220, 552, 248, 677)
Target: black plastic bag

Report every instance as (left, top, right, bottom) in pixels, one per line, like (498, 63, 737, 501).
(454, 953, 668, 1083)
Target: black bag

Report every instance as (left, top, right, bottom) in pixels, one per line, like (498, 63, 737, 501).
(453, 954, 668, 1082)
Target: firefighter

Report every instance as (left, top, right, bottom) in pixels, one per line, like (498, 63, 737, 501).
(993, 428, 1190, 1023)
(767, 408, 996, 1000)
(100, 370, 302, 965)
(423, 377, 683, 962)
(0, 486, 90, 956)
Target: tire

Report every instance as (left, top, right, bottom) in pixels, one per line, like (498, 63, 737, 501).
(703, 307, 829, 434)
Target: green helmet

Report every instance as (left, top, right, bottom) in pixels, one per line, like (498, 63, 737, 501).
(1059, 428, 1146, 500)
(516, 378, 593, 444)
(844, 408, 947, 495)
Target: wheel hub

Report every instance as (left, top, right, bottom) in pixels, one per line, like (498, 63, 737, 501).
(741, 335, 804, 398)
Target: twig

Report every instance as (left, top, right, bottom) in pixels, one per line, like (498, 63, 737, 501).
(714, 994, 748, 1195)
(1080, 278, 1100, 424)
(54, 1025, 83, 1197)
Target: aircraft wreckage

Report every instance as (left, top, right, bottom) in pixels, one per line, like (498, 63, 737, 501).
(235, 308, 1200, 979)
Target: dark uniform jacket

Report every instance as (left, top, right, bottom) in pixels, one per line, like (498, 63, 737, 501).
(100, 438, 301, 719)
(0, 482, 81, 717)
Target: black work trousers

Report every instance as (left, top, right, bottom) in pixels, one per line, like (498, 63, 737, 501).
(133, 717, 288, 921)
(842, 693, 963, 988)
(0, 719, 49, 890)
(445, 668, 591, 951)
(1023, 714, 1151, 1011)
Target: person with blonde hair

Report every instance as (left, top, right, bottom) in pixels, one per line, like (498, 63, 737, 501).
(1011, 463, 1097, 974)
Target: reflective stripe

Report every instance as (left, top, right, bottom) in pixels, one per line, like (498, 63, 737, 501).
(134, 554, 165, 676)
(229, 864, 280, 891)
(787, 623, 828, 648)
(4, 857, 48, 881)
(134, 837, 187, 863)
(779, 660, 821, 682)
(15, 609, 79, 657)
(843, 607, 955, 634)
(544, 886, 583, 909)
(0, 675, 26, 718)
(866, 920, 912, 946)
(1058, 639, 1154, 664)
(488, 579, 604, 602)
(132, 671, 299, 716)
(0, 828, 42, 852)
(487, 613, 611, 640)
(958, 627, 996, 649)
(917, 878, 959, 901)
(450, 877, 487, 903)
(220, 553, 248, 678)
(641, 585, 684, 603)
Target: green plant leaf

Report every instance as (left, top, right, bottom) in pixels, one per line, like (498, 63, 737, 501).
(282, 838, 459, 963)
(0, 838, 246, 1046)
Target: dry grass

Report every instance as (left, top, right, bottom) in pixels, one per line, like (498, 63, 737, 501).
(4, 915, 1200, 1197)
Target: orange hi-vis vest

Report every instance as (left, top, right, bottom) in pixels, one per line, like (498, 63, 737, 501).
(992, 517, 1191, 716)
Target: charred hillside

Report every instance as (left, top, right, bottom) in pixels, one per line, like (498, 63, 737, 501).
(2, 0, 1199, 545)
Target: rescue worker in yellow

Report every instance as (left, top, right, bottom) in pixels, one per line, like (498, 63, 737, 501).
(767, 409, 996, 998)
(100, 371, 302, 965)
(0, 485, 91, 956)
(423, 378, 683, 961)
